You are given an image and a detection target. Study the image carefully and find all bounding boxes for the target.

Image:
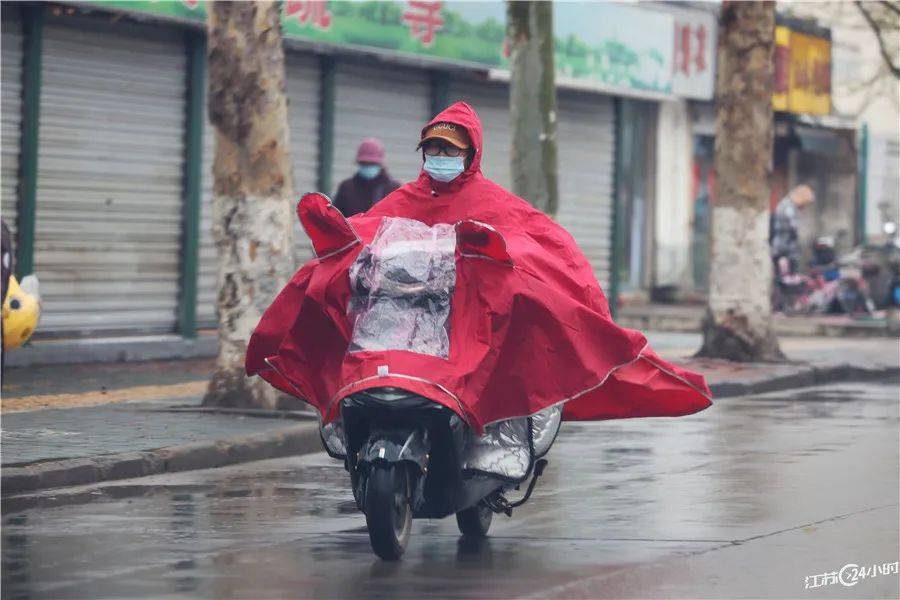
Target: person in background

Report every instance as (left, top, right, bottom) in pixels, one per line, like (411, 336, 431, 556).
(770, 184, 815, 313)
(333, 138, 401, 217)
(771, 184, 816, 277)
(2, 220, 12, 367)
(2, 220, 11, 308)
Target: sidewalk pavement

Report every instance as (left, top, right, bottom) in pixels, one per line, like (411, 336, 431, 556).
(619, 303, 898, 337)
(647, 331, 900, 395)
(1, 359, 321, 497)
(2, 332, 897, 498)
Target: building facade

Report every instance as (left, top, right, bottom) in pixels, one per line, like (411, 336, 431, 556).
(1, 0, 716, 357)
(671, 9, 871, 298)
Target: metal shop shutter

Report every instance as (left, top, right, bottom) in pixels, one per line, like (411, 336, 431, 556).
(197, 51, 320, 328)
(556, 92, 616, 288)
(1, 12, 23, 245)
(448, 78, 512, 189)
(35, 18, 186, 335)
(333, 61, 430, 187)
(451, 81, 615, 287)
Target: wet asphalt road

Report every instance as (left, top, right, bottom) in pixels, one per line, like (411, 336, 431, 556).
(3, 379, 898, 599)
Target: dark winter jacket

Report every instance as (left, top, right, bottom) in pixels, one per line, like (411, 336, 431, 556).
(1, 219, 11, 305)
(333, 168, 401, 217)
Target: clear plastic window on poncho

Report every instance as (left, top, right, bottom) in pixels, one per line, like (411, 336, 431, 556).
(348, 217, 457, 358)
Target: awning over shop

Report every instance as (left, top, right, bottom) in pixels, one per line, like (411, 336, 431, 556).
(793, 125, 847, 156)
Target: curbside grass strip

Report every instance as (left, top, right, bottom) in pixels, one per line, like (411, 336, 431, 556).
(1, 423, 322, 497)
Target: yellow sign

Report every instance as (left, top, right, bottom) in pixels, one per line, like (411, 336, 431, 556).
(773, 26, 791, 112)
(773, 26, 831, 116)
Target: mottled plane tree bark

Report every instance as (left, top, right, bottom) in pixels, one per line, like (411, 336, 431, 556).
(697, 1, 783, 361)
(204, 1, 295, 407)
(507, 0, 559, 216)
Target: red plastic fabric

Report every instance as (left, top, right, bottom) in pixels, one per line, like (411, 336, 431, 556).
(246, 102, 711, 434)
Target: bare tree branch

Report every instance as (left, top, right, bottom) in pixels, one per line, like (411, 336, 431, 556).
(882, 1, 900, 16)
(855, 1, 900, 78)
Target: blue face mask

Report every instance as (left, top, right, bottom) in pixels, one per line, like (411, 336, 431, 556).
(357, 164, 381, 180)
(423, 155, 465, 182)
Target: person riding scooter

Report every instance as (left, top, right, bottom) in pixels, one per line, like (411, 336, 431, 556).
(246, 102, 711, 559)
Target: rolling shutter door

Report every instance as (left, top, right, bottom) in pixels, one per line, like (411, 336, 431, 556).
(197, 51, 320, 328)
(285, 53, 321, 267)
(1, 13, 23, 245)
(556, 92, 616, 287)
(35, 19, 186, 335)
(333, 61, 430, 187)
(451, 81, 615, 287)
(285, 53, 321, 203)
(197, 102, 216, 328)
(448, 79, 512, 189)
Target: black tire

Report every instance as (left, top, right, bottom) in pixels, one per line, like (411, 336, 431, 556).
(364, 464, 412, 560)
(456, 502, 492, 538)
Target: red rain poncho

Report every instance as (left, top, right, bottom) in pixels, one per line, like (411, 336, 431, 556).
(246, 102, 711, 434)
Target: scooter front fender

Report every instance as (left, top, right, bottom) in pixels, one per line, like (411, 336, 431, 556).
(357, 427, 431, 513)
(358, 427, 430, 473)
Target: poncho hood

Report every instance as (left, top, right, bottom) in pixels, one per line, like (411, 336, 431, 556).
(417, 101, 484, 192)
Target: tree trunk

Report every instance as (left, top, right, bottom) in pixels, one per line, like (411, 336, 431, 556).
(507, 0, 559, 216)
(697, 1, 783, 362)
(204, 1, 295, 407)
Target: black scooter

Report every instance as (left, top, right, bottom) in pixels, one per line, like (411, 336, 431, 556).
(317, 216, 560, 559)
(324, 389, 554, 559)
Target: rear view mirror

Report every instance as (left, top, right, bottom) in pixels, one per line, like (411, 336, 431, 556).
(455, 220, 513, 265)
(297, 193, 360, 258)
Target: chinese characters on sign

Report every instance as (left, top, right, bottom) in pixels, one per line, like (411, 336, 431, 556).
(674, 22, 707, 76)
(774, 25, 791, 109)
(403, 1, 444, 47)
(285, 0, 332, 31)
(805, 561, 899, 589)
(670, 10, 716, 100)
(773, 25, 832, 116)
(91, 0, 714, 99)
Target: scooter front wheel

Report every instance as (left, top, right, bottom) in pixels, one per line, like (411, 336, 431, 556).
(364, 464, 412, 560)
(456, 502, 492, 537)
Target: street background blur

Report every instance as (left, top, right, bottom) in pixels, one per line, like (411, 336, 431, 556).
(1, 0, 897, 367)
(1, 2, 898, 597)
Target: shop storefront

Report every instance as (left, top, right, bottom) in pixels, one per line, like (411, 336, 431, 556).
(1, 11, 23, 247)
(1, 0, 711, 346)
(37, 15, 188, 334)
(683, 13, 857, 294)
(641, 3, 718, 300)
(772, 17, 859, 261)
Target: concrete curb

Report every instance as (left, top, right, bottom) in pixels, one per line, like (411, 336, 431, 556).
(708, 363, 899, 398)
(1, 422, 322, 498)
(6, 334, 218, 368)
(617, 314, 895, 338)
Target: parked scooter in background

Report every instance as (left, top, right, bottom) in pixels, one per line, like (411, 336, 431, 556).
(773, 237, 875, 316)
(807, 237, 875, 316)
(858, 221, 900, 310)
(880, 221, 900, 309)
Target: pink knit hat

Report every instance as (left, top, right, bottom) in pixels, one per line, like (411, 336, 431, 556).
(356, 138, 385, 164)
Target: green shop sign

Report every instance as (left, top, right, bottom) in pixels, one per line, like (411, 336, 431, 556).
(85, 1, 676, 95)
